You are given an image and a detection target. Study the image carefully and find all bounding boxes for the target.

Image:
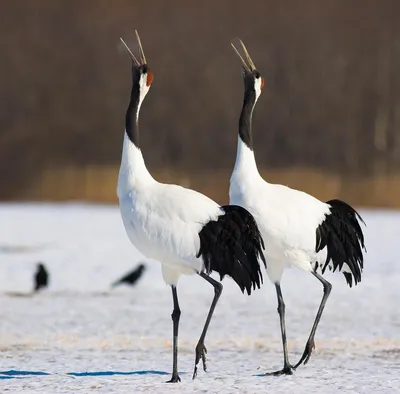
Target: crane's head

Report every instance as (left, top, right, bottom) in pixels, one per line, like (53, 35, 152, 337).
(231, 39, 264, 101)
(120, 31, 153, 101)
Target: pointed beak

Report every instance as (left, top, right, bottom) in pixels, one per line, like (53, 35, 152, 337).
(135, 30, 147, 65)
(120, 37, 140, 66)
(120, 30, 148, 66)
(230, 39, 257, 71)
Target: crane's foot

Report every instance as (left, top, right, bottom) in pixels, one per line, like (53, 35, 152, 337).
(263, 364, 295, 376)
(294, 339, 315, 368)
(166, 372, 181, 383)
(192, 342, 207, 380)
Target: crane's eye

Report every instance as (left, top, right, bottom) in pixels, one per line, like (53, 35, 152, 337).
(254, 71, 264, 89)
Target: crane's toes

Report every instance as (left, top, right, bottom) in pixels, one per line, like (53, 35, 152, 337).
(294, 339, 315, 369)
(201, 344, 208, 372)
(166, 373, 181, 383)
(192, 365, 198, 380)
(192, 342, 208, 379)
(263, 365, 295, 376)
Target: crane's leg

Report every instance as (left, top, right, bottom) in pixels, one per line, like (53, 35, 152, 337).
(264, 283, 295, 375)
(166, 285, 181, 383)
(192, 272, 223, 380)
(294, 271, 332, 369)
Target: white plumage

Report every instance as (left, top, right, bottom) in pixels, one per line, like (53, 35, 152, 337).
(231, 156, 331, 282)
(118, 140, 222, 283)
(116, 32, 265, 383)
(229, 39, 366, 375)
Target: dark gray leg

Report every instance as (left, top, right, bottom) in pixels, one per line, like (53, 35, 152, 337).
(192, 272, 223, 380)
(166, 285, 181, 383)
(294, 271, 332, 369)
(264, 283, 295, 376)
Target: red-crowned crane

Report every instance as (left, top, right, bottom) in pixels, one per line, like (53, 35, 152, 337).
(229, 40, 366, 375)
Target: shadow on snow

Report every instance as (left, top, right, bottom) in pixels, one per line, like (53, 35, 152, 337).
(0, 369, 180, 379)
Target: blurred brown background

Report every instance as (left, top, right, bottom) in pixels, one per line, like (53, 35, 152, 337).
(1, 0, 399, 206)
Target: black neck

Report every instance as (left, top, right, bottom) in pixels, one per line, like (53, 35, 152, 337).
(239, 89, 256, 150)
(125, 83, 141, 147)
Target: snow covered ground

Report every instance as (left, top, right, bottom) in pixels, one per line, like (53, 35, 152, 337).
(0, 203, 399, 393)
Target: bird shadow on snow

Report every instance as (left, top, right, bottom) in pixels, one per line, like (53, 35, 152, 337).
(0, 370, 184, 379)
(0, 370, 50, 380)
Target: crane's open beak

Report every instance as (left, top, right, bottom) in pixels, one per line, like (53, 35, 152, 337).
(231, 39, 257, 72)
(135, 30, 147, 65)
(120, 30, 148, 66)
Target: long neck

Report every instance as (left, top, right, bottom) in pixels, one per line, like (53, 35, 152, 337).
(118, 84, 153, 197)
(239, 89, 256, 150)
(233, 89, 260, 177)
(125, 83, 141, 147)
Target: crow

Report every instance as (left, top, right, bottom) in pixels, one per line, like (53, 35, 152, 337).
(111, 263, 146, 288)
(34, 262, 49, 292)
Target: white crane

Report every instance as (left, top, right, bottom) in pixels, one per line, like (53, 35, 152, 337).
(229, 40, 366, 375)
(117, 32, 266, 383)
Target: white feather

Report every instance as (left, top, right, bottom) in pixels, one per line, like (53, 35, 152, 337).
(119, 170, 221, 276)
(254, 77, 262, 100)
(230, 139, 330, 283)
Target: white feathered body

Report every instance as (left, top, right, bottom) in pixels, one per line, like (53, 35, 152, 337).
(118, 136, 221, 284)
(230, 141, 330, 283)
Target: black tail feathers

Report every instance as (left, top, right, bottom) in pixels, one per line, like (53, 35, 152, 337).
(316, 199, 366, 287)
(197, 205, 266, 295)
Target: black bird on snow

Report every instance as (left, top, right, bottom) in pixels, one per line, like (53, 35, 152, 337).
(111, 263, 146, 288)
(34, 262, 49, 292)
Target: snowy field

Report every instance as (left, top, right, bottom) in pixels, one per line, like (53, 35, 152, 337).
(0, 203, 399, 393)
